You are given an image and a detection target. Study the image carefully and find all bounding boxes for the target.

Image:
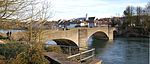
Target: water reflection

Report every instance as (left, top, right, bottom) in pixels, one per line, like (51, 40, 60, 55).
(88, 37, 149, 64)
(0, 29, 24, 33)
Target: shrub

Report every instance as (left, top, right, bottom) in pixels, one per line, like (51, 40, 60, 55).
(45, 46, 62, 53)
(0, 42, 50, 64)
(0, 42, 29, 59)
(10, 47, 49, 64)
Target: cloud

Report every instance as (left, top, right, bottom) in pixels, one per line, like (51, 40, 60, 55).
(50, 0, 149, 20)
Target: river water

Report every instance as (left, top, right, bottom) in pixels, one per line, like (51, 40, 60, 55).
(89, 37, 149, 64)
(0, 29, 24, 33)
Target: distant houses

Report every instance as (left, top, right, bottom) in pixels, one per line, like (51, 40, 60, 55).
(88, 17, 95, 28)
(68, 17, 123, 28)
(57, 16, 124, 29)
(0, 16, 125, 30)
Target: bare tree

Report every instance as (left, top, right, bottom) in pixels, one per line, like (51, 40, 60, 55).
(135, 7, 143, 26)
(4, 0, 53, 64)
(123, 6, 134, 27)
(0, 0, 52, 42)
(0, 0, 33, 21)
(144, 2, 150, 32)
(24, 0, 52, 43)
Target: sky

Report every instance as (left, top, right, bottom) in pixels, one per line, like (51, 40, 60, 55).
(49, 0, 149, 20)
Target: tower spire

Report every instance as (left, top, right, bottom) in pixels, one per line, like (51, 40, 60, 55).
(86, 13, 88, 20)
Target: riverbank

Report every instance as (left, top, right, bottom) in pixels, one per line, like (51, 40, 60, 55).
(114, 30, 150, 38)
(115, 34, 150, 38)
(115, 26, 150, 38)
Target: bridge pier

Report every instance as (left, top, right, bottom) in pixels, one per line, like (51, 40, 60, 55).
(78, 28, 88, 48)
(108, 27, 115, 40)
(108, 33, 114, 40)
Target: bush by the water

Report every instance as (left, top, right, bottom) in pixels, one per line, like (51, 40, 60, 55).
(0, 42, 49, 64)
(0, 35, 7, 39)
(0, 42, 29, 59)
(10, 46, 49, 64)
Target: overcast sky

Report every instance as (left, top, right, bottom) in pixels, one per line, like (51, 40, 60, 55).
(49, 0, 149, 20)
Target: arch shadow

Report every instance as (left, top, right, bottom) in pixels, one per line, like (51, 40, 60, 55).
(88, 31, 109, 41)
(52, 39, 79, 55)
(53, 39, 78, 46)
(87, 31, 109, 48)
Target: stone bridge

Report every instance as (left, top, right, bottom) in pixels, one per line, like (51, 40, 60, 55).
(43, 27, 115, 48)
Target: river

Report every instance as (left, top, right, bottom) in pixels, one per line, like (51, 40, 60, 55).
(88, 37, 149, 64)
(0, 29, 24, 33)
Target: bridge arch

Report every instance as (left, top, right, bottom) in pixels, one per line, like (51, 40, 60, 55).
(52, 39, 78, 46)
(87, 30, 109, 41)
(84, 30, 110, 47)
(50, 39, 79, 54)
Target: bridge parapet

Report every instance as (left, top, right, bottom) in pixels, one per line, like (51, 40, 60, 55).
(43, 29, 79, 45)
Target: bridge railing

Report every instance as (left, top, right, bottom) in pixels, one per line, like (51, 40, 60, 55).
(44, 44, 95, 63)
(67, 48, 95, 63)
